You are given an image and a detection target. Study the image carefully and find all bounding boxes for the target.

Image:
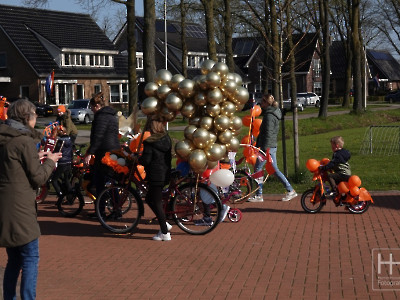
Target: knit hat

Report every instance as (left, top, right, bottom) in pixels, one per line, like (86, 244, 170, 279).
(58, 105, 66, 113)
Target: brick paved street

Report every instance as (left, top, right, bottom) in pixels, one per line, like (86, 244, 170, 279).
(1, 191, 400, 299)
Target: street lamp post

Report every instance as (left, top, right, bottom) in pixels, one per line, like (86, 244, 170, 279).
(257, 62, 263, 93)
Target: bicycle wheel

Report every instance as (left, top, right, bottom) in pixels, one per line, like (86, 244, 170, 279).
(96, 187, 141, 234)
(36, 184, 48, 204)
(170, 182, 222, 235)
(300, 188, 324, 213)
(348, 201, 370, 214)
(229, 171, 252, 204)
(57, 191, 84, 217)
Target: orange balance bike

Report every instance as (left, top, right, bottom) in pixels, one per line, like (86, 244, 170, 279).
(301, 158, 373, 214)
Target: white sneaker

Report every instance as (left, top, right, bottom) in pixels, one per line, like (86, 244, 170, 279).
(248, 195, 264, 202)
(218, 205, 230, 223)
(282, 190, 297, 201)
(166, 222, 172, 231)
(152, 231, 171, 241)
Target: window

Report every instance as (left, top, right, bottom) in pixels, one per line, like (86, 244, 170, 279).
(122, 84, 128, 102)
(313, 59, 321, 78)
(314, 82, 322, 95)
(187, 55, 196, 68)
(0, 53, 7, 68)
(137, 57, 143, 69)
(65, 54, 70, 65)
(110, 84, 120, 102)
(58, 84, 73, 104)
(20, 86, 29, 99)
(77, 84, 84, 99)
(94, 84, 101, 94)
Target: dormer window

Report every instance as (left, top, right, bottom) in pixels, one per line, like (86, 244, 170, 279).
(187, 54, 208, 68)
(62, 52, 113, 67)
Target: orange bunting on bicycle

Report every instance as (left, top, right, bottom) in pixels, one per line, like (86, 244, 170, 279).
(101, 152, 130, 175)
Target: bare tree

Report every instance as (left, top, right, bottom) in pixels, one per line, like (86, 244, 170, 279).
(351, 0, 363, 113)
(200, 0, 217, 61)
(143, 0, 156, 82)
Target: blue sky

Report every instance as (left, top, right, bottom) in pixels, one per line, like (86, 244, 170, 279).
(0, 0, 144, 16)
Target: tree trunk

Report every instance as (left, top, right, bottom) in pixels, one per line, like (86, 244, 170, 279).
(223, 0, 235, 72)
(126, 0, 138, 121)
(351, 0, 363, 113)
(143, 0, 156, 83)
(343, 38, 352, 108)
(200, 0, 217, 62)
(318, 0, 331, 119)
(180, 1, 188, 78)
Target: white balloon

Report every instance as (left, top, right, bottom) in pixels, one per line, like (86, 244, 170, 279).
(117, 158, 126, 166)
(110, 154, 118, 161)
(209, 169, 234, 188)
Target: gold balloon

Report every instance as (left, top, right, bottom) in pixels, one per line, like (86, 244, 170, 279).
(229, 115, 243, 131)
(184, 125, 197, 140)
(218, 143, 227, 155)
(214, 115, 230, 131)
(165, 92, 183, 111)
(194, 92, 207, 106)
(199, 116, 214, 130)
(207, 88, 223, 105)
(200, 59, 215, 75)
(189, 116, 201, 126)
(178, 79, 195, 98)
(192, 128, 210, 149)
(205, 103, 221, 117)
(141, 97, 159, 115)
(208, 132, 217, 145)
(226, 137, 240, 152)
(212, 62, 229, 79)
(220, 101, 236, 117)
(218, 129, 233, 144)
(204, 143, 225, 161)
(207, 160, 218, 169)
(225, 73, 236, 82)
(157, 84, 172, 100)
(231, 128, 241, 136)
(144, 82, 158, 97)
(205, 72, 221, 89)
(169, 74, 185, 91)
(220, 80, 237, 97)
(175, 139, 193, 160)
(196, 75, 208, 90)
(234, 103, 245, 111)
(235, 86, 250, 104)
(155, 69, 173, 86)
(189, 149, 207, 171)
(160, 105, 177, 121)
(181, 101, 196, 118)
(233, 73, 243, 86)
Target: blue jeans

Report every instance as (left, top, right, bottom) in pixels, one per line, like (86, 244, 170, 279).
(3, 238, 39, 300)
(254, 147, 293, 196)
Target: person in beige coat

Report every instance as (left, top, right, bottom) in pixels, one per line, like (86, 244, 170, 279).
(0, 99, 61, 300)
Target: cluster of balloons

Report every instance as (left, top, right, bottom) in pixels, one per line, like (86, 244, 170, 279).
(141, 60, 249, 173)
(240, 105, 262, 165)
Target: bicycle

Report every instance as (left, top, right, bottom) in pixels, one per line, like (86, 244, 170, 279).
(95, 159, 222, 235)
(301, 158, 373, 214)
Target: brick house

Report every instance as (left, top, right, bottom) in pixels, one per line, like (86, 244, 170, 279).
(0, 4, 128, 110)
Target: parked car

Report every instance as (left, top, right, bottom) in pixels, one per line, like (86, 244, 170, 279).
(33, 101, 53, 117)
(297, 92, 320, 107)
(68, 99, 94, 124)
(282, 99, 304, 112)
(385, 90, 400, 103)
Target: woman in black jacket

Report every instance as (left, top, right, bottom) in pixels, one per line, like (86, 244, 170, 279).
(139, 118, 172, 241)
(84, 92, 120, 217)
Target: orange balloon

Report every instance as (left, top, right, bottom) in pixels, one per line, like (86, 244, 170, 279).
(306, 159, 320, 172)
(251, 105, 262, 117)
(135, 164, 146, 180)
(241, 135, 252, 145)
(337, 181, 349, 194)
(246, 153, 258, 165)
(348, 175, 361, 188)
(252, 127, 260, 137)
(252, 118, 262, 131)
(242, 115, 252, 127)
(320, 158, 330, 166)
(129, 131, 151, 153)
(243, 146, 255, 158)
(349, 186, 360, 197)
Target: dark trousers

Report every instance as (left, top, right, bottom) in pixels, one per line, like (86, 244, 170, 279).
(328, 173, 351, 190)
(145, 185, 168, 234)
(52, 163, 72, 196)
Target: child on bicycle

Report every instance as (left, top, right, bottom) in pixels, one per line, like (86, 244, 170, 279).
(51, 126, 73, 200)
(319, 136, 351, 194)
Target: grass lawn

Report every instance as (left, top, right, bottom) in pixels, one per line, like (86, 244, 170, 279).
(169, 106, 400, 194)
